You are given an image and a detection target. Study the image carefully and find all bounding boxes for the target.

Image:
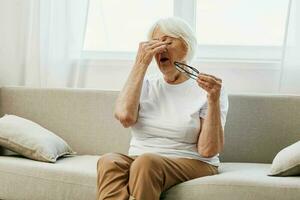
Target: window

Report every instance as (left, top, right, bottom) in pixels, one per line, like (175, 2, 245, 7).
(83, 0, 173, 52)
(83, 0, 290, 62)
(196, 0, 289, 46)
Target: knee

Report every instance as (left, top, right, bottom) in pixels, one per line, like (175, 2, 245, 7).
(97, 153, 121, 172)
(130, 153, 162, 174)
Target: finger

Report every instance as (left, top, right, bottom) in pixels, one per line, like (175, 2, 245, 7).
(198, 75, 218, 85)
(139, 41, 149, 46)
(140, 40, 157, 49)
(150, 45, 167, 54)
(197, 79, 213, 89)
(198, 79, 222, 91)
(198, 73, 217, 81)
(198, 75, 222, 87)
(199, 73, 222, 83)
(139, 41, 152, 50)
(147, 39, 162, 45)
(198, 81, 211, 92)
(145, 42, 167, 52)
(147, 41, 168, 50)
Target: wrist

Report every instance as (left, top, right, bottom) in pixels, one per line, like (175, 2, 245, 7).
(207, 98, 220, 106)
(129, 64, 148, 81)
(133, 62, 149, 70)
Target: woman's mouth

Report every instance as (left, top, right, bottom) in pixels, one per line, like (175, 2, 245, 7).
(160, 57, 169, 63)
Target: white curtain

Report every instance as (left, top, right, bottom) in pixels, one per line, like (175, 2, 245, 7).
(1, 0, 300, 93)
(278, 0, 300, 94)
(18, 0, 88, 87)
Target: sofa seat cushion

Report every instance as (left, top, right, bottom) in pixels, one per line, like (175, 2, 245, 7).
(0, 155, 100, 200)
(162, 162, 300, 200)
(1, 158, 300, 200)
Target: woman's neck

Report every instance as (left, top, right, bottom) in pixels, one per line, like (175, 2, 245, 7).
(164, 72, 189, 84)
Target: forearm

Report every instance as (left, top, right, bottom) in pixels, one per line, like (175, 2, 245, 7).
(198, 100, 224, 157)
(114, 64, 148, 127)
(115, 40, 167, 127)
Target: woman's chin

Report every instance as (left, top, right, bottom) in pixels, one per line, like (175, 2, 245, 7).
(159, 64, 172, 73)
(159, 61, 172, 69)
(160, 67, 178, 77)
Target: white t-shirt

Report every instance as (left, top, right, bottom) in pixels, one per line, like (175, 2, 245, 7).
(128, 74, 229, 166)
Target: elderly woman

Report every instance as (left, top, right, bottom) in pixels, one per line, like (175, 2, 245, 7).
(97, 17, 228, 200)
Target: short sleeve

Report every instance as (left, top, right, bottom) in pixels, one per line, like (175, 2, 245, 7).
(199, 85, 229, 128)
(140, 76, 150, 101)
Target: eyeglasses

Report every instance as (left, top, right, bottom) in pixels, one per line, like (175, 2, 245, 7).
(174, 61, 199, 80)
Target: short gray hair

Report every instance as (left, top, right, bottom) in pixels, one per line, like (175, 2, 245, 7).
(148, 17, 197, 63)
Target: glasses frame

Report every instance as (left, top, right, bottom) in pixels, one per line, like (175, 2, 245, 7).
(174, 61, 200, 80)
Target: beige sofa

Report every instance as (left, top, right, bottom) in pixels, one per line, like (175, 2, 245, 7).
(0, 86, 299, 200)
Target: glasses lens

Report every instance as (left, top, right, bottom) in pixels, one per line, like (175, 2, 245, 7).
(175, 62, 199, 80)
(175, 64, 186, 73)
(187, 68, 198, 77)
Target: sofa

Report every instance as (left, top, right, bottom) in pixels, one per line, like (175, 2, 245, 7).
(0, 86, 299, 200)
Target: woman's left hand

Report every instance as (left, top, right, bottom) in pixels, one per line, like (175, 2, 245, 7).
(197, 73, 222, 104)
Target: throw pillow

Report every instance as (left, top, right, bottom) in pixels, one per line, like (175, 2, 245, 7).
(0, 114, 75, 162)
(0, 146, 18, 156)
(269, 140, 300, 176)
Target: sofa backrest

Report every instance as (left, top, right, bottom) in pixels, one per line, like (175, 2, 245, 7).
(221, 94, 300, 163)
(0, 87, 131, 156)
(0, 87, 299, 163)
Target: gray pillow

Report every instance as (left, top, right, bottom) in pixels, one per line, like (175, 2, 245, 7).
(0, 114, 75, 162)
(269, 140, 300, 176)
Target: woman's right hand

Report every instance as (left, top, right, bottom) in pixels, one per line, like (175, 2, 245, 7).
(134, 40, 167, 67)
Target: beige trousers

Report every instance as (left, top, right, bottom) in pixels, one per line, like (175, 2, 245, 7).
(97, 152, 218, 200)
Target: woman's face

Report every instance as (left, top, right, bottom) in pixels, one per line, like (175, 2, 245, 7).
(152, 27, 188, 75)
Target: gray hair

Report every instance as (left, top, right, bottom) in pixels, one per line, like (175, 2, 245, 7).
(148, 17, 197, 63)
